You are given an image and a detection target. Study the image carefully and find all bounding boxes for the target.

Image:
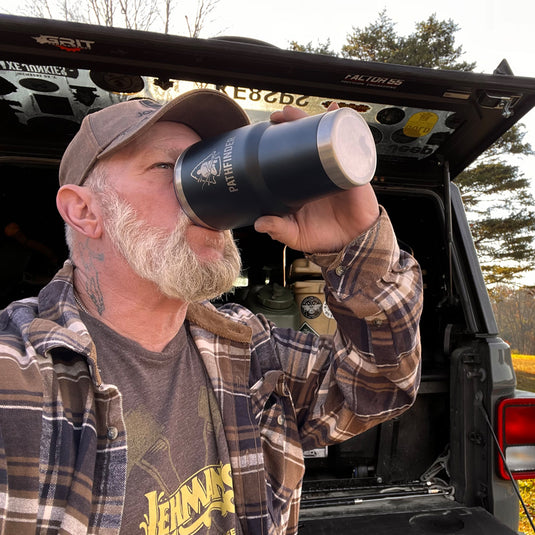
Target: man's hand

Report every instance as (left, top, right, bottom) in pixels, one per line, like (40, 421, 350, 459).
(254, 103, 380, 254)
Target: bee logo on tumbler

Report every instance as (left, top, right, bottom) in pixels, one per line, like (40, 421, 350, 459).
(191, 151, 221, 186)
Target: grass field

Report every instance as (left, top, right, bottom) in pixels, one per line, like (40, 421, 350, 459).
(519, 480, 535, 533)
(512, 354, 535, 392)
(511, 354, 535, 533)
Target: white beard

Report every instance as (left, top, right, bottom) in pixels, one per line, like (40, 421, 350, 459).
(98, 189, 241, 303)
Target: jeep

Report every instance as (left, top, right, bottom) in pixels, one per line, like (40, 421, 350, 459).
(1, 14, 535, 534)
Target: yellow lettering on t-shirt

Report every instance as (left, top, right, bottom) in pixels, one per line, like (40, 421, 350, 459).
(140, 462, 235, 535)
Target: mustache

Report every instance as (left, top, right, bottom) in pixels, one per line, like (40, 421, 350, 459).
(97, 188, 241, 302)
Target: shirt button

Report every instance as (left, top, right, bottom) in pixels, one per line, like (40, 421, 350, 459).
(335, 265, 346, 276)
(277, 415, 284, 426)
(107, 426, 119, 440)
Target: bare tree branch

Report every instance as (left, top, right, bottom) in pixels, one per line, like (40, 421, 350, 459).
(185, 0, 219, 37)
(25, 0, 54, 19)
(22, 0, 221, 36)
(162, 0, 172, 34)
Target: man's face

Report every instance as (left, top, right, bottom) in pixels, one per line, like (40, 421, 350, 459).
(92, 121, 241, 302)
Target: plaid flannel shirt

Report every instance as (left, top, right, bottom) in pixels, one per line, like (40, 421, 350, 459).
(0, 209, 422, 535)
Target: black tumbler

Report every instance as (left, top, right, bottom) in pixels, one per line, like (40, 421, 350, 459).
(174, 107, 376, 230)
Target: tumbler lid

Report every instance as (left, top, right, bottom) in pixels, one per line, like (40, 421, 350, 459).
(317, 108, 377, 188)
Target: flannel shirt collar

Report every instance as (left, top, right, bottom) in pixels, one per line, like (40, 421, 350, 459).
(26, 261, 252, 385)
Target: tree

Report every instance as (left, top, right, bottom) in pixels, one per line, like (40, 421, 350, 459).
(340, 10, 400, 64)
(288, 39, 336, 57)
(184, 0, 219, 38)
(22, 0, 158, 30)
(341, 10, 475, 71)
(21, 0, 220, 36)
(292, 10, 534, 285)
(490, 285, 535, 354)
(456, 126, 535, 283)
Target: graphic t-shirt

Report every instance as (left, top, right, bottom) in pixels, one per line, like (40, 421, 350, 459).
(81, 312, 238, 535)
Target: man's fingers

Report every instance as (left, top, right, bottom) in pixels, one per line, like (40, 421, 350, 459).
(326, 101, 340, 111)
(270, 105, 309, 123)
(254, 215, 295, 244)
(254, 215, 281, 235)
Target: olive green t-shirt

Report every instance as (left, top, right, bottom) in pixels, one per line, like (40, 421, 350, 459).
(81, 312, 239, 535)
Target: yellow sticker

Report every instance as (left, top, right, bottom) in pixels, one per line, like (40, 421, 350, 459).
(403, 112, 439, 138)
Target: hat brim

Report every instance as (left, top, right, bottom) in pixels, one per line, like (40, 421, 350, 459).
(98, 88, 251, 161)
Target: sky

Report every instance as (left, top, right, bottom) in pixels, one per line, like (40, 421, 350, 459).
(206, 0, 535, 157)
(207, 0, 535, 285)
(1, 0, 535, 281)
(1, 0, 533, 158)
(213, 0, 535, 284)
(208, 0, 534, 78)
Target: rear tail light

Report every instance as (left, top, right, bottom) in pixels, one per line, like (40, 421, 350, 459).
(497, 397, 535, 479)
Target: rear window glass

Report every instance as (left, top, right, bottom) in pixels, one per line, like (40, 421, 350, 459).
(1, 62, 458, 163)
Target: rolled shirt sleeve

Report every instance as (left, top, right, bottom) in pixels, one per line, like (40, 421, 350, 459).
(296, 207, 423, 446)
(309, 206, 422, 365)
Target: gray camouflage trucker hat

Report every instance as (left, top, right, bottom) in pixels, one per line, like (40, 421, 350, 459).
(59, 88, 250, 186)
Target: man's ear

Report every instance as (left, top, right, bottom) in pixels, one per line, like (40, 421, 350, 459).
(56, 185, 103, 239)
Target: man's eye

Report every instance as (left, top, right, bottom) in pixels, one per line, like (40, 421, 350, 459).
(155, 162, 174, 170)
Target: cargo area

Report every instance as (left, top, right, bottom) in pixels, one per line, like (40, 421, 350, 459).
(0, 162, 517, 532)
(0, 161, 454, 500)
(236, 188, 454, 492)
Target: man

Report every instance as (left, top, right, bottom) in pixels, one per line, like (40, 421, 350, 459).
(0, 89, 422, 535)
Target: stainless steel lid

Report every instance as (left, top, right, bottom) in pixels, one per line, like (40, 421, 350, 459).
(317, 108, 377, 188)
